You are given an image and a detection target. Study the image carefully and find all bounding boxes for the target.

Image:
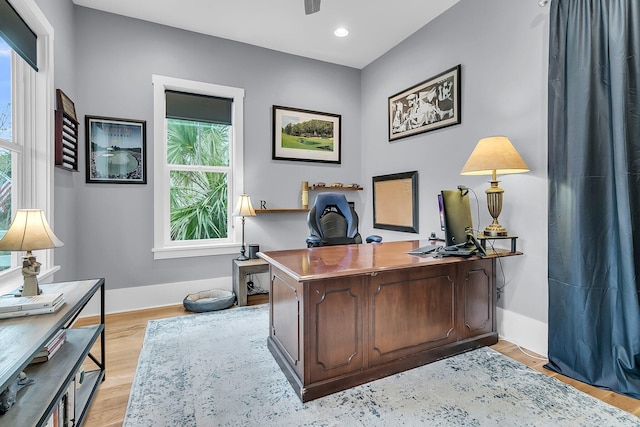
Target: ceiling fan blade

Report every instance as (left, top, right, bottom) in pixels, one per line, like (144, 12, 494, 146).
(304, 0, 321, 15)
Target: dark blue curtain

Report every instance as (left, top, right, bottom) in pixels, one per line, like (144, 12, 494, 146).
(547, 0, 640, 398)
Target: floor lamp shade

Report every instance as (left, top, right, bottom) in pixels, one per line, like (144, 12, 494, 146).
(460, 136, 529, 236)
(233, 195, 256, 261)
(0, 209, 64, 296)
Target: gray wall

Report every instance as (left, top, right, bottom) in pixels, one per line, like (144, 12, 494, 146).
(35, 0, 79, 280)
(41, 0, 549, 327)
(66, 7, 362, 290)
(361, 0, 549, 323)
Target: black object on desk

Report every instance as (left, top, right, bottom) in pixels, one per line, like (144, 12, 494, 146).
(407, 244, 441, 255)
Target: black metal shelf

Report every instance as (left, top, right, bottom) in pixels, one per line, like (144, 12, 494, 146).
(0, 279, 105, 427)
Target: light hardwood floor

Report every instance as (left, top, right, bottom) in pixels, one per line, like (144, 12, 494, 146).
(76, 295, 639, 426)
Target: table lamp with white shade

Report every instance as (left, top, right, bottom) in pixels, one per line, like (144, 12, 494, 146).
(460, 136, 529, 237)
(0, 209, 64, 296)
(233, 194, 256, 261)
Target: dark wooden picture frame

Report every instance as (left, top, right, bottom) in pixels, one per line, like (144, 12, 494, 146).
(388, 64, 461, 141)
(85, 116, 147, 184)
(272, 105, 341, 164)
(372, 171, 419, 233)
(56, 89, 77, 122)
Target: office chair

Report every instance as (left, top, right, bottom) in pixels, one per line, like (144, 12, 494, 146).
(306, 192, 382, 248)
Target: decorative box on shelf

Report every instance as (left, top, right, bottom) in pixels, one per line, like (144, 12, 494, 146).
(310, 182, 363, 191)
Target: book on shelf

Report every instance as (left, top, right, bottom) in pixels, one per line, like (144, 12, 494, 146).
(29, 329, 67, 364)
(0, 297, 65, 319)
(0, 292, 64, 313)
(66, 379, 76, 427)
(39, 329, 67, 353)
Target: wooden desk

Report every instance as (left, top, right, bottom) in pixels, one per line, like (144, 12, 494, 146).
(259, 240, 521, 402)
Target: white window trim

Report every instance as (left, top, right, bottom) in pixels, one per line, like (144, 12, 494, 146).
(0, 0, 57, 293)
(151, 75, 245, 260)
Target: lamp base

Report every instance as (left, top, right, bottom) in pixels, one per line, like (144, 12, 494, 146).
(483, 223, 508, 237)
(485, 180, 508, 237)
(21, 282, 41, 297)
(236, 255, 249, 261)
(20, 254, 42, 296)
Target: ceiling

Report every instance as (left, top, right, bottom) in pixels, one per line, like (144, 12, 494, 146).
(72, 0, 460, 69)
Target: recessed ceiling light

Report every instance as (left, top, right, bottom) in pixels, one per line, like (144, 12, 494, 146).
(334, 27, 349, 38)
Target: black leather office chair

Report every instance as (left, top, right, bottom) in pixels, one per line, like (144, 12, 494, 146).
(306, 192, 382, 248)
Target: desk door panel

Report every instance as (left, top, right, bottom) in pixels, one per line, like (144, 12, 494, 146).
(459, 259, 495, 339)
(368, 266, 456, 366)
(270, 267, 303, 377)
(306, 276, 364, 383)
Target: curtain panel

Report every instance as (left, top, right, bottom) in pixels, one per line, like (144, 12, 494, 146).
(547, 0, 640, 398)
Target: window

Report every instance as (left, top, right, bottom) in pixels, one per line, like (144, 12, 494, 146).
(0, 39, 13, 271)
(0, 0, 55, 290)
(152, 75, 245, 259)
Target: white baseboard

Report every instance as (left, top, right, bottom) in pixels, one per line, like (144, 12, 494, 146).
(80, 277, 234, 317)
(497, 307, 548, 357)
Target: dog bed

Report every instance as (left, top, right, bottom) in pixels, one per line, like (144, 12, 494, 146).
(183, 289, 236, 312)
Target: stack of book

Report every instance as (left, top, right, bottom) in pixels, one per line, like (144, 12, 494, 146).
(0, 292, 65, 319)
(29, 328, 67, 364)
(44, 377, 75, 427)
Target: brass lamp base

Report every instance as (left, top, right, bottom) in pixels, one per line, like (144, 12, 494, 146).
(484, 220, 508, 237)
(484, 179, 508, 237)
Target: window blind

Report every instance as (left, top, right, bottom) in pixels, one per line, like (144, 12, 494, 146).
(0, 0, 37, 71)
(166, 90, 232, 125)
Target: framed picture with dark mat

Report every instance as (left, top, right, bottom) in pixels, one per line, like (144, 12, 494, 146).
(85, 116, 147, 184)
(272, 105, 341, 164)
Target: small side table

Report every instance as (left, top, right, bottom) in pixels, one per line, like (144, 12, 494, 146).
(477, 233, 518, 253)
(232, 258, 270, 306)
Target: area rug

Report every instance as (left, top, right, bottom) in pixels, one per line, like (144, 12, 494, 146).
(124, 304, 639, 427)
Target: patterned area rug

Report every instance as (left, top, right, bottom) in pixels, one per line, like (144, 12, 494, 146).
(124, 304, 639, 427)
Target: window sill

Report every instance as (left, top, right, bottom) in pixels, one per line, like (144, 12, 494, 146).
(152, 244, 240, 260)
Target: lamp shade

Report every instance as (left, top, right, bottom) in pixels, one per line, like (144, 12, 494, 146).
(233, 194, 256, 217)
(460, 136, 530, 176)
(0, 209, 64, 251)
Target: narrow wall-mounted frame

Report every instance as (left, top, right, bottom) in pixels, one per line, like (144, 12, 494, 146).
(372, 171, 419, 233)
(55, 90, 79, 172)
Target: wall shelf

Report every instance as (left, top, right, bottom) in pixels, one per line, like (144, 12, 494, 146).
(254, 183, 363, 214)
(310, 186, 362, 191)
(255, 209, 309, 214)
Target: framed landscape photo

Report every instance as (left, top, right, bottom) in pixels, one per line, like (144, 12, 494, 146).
(85, 116, 147, 184)
(388, 64, 461, 141)
(272, 105, 341, 164)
